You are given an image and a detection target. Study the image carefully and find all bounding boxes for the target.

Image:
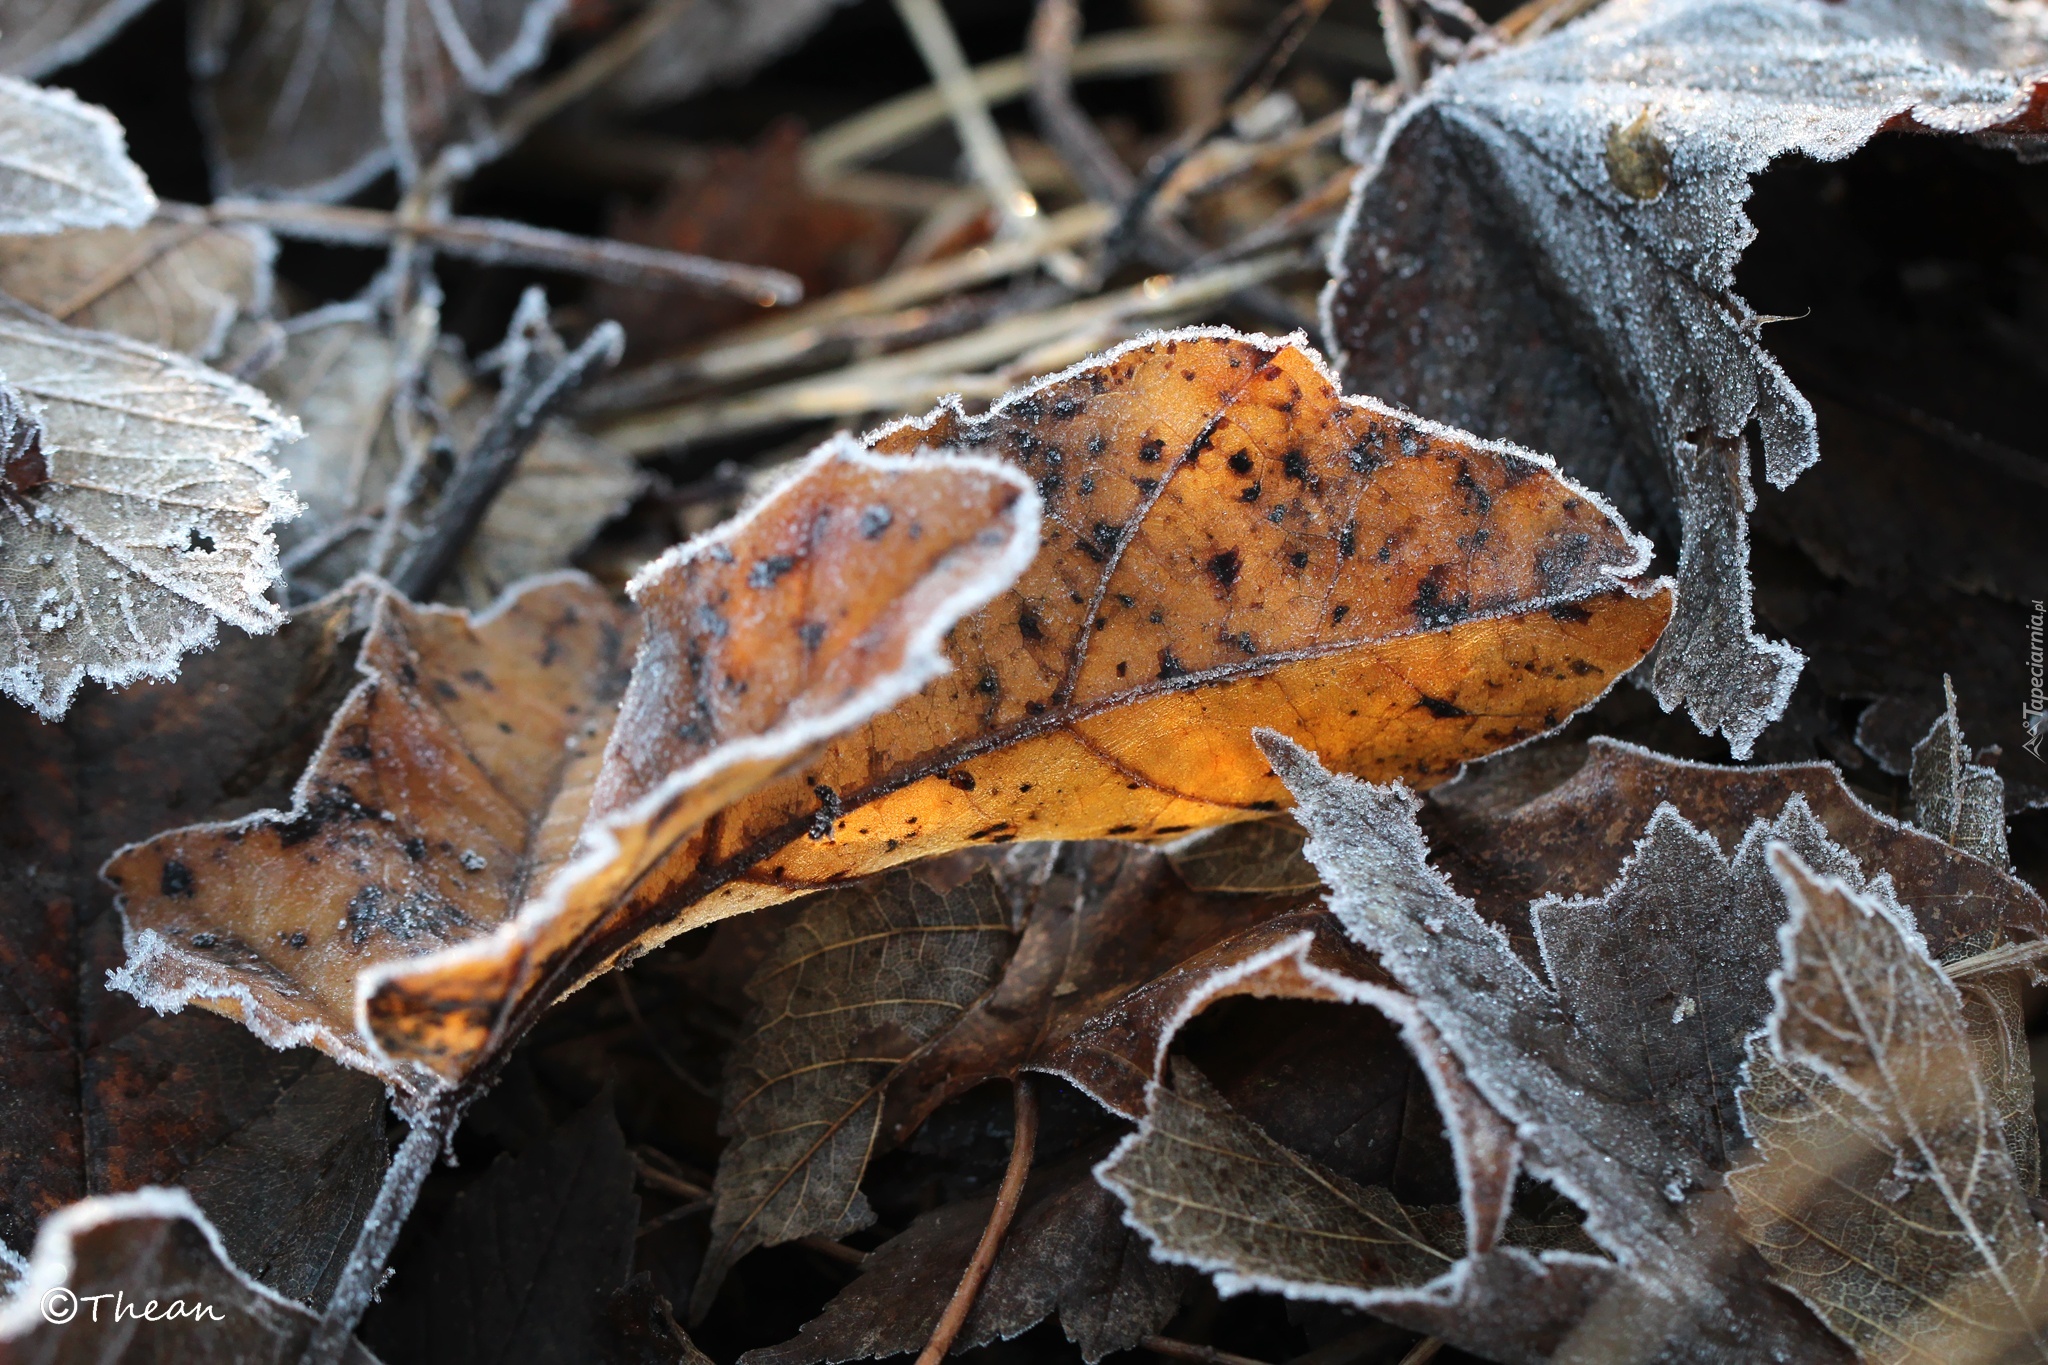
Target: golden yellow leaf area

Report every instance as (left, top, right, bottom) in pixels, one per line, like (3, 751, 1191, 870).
(112, 332, 1669, 1095)
(110, 443, 1040, 1093)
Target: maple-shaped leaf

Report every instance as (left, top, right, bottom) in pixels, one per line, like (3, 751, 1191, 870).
(0, 212, 274, 359)
(192, 0, 565, 198)
(0, 1188, 378, 1362)
(0, 75, 153, 234)
(110, 444, 1036, 1096)
(1, 582, 396, 1305)
(1731, 849, 2048, 1365)
(0, 306, 299, 719)
(1323, 0, 2048, 755)
(1263, 732, 1865, 1360)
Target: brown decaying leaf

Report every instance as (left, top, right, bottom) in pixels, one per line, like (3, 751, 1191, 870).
(108, 572, 635, 1091)
(191, 0, 565, 198)
(1165, 816, 1322, 894)
(1, 556, 388, 1304)
(0, 75, 154, 235)
(1322, 0, 2048, 755)
(1730, 850, 2048, 1365)
(0, 215, 274, 359)
(696, 860, 1017, 1311)
(0, 1188, 378, 1363)
(0, 305, 301, 720)
(1263, 732, 1851, 1361)
(741, 1151, 1189, 1365)
(111, 442, 1036, 1095)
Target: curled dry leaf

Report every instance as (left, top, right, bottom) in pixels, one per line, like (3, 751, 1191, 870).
(1731, 851, 2048, 1365)
(110, 443, 1037, 1095)
(112, 326, 1667, 1094)
(0, 75, 153, 234)
(0, 583, 393, 1304)
(0, 1187, 378, 1363)
(0, 213, 275, 359)
(0, 306, 300, 720)
(740, 1152, 1188, 1365)
(191, 0, 565, 197)
(1323, 0, 2048, 754)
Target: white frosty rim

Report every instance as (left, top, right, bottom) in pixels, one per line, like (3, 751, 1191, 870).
(352, 437, 1042, 1088)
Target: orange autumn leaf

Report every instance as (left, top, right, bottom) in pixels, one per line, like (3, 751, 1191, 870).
(112, 330, 1669, 1095)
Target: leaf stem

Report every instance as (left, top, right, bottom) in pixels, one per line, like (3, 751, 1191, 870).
(296, 1090, 461, 1365)
(913, 1075, 1039, 1365)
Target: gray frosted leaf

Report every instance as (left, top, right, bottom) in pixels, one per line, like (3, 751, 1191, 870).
(1260, 730, 1849, 1362)
(1911, 678, 2010, 869)
(0, 308, 300, 720)
(0, 0, 160, 78)
(695, 865, 1017, 1317)
(191, 0, 567, 198)
(1323, 0, 2048, 756)
(1730, 849, 2048, 1365)
(0, 74, 154, 233)
(0, 213, 275, 358)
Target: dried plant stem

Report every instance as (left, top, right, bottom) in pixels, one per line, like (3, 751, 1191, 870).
(1154, 107, 1346, 214)
(804, 26, 1239, 180)
(891, 0, 1042, 234)
(1140, 1337, 1273, 1365)
(1379, 0, 1424, 92)
(1943, 938, 2048, 980)
(798, 1236, 872, 1267)
(390, 318, 624, 599)
(1029, 0, 1137, 206)
(297, 1091, 461, 1365)
(914, 1076, 1039, 1365)
(1395, 1339, 1444, 1365)
(600, 251, 1299, 454)
(483, 0, 701, 158)
(205, 200, 801, 303)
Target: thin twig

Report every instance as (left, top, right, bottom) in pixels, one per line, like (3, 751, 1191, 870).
(1944, 938, 2048, 981)
(914, 1076, 1039, 1365)
(1103, 0, 1335, 271)
(207, 200, 801, 303)
(804, 26, 1238, 181)
(1029, 0, 1138, 206)
(891, 0, 1044, 236)
(297, 1090, 462, 1365)
(1142, 1337, 1274, 1365)
(483, 0, 701, 159)
(390, 299, 625, 598)
(635, 1155, 711, 1201)
(1379, 0, 1424, 93)
(615, 974, 718, 1098)
(1396, 1338, 1444, 1365)
(798, 1235, 872, 1267)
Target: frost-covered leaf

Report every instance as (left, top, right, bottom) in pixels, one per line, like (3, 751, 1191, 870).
(0, 0, 160, 78)
(0, 583, 392, 1304)
(610, 0, 858, 110)
(1323, 0, 2048, 756)
(1730, 849, 2048, 1365)
(106, 573, 636, 1088)
(0, 1188, 378, 1362)
(109, 444, 1034, 1096)
(191, 0, 567, 198)
(0, 213, 274, 358)
(0, 75, 153, 233)
(742, 1151, 1188, 1365)
(1263, 731, 1849, 1360)
(697, 862, 1017, 1313)
(1911, 679, 2009, 870)
(0, 306, 299, 719)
